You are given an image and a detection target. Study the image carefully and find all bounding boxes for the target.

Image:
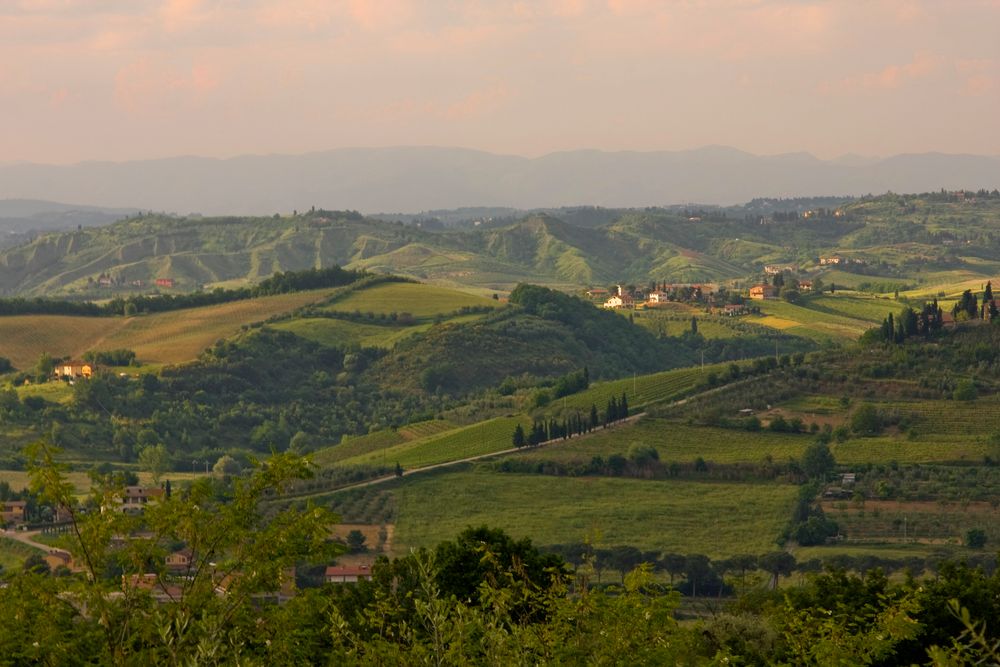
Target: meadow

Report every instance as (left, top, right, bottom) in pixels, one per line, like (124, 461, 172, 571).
(392, 470, 799, 558)
(753, 294, 885, 342)
(311, 420, 457, 466)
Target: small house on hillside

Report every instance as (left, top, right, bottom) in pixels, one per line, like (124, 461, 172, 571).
(749, 284, 777, 300)
(585, 288, 609, 300)
(325, 565, 373, 584)
(155, 278, 175, 288)
(166, 548, 194, 573)
(646, 291, 669, 305)
(798, 280, 813, 291)
(0, 500, 27, 525)
(55, 361, 95, 379)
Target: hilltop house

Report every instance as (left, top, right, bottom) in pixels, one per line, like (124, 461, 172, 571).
(325, 565, 373, 584)
(749, 284, 777, 300)
(55, 361, 95, 379)
(646, 291, 669, 305)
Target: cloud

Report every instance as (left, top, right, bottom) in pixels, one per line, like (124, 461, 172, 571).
(114, 57, 220, 113)
(956, 58, 999, 96)
(820, 52, 942, 93)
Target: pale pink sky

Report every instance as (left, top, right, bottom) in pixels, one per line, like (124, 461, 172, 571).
(3, 0, 999, 164)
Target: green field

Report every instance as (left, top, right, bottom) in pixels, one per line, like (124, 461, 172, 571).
(393, 470, 798, 558)
(753, 295, 885, 342)
(338, 416, 529, 469)
(0, 536, 42, 571)
(509, 419, 811, 465)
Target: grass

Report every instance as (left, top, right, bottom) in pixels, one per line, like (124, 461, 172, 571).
(272, 313, 486, 350)
(634, 313, 739, 340)
(0, 288, 338, 368)
(392, 470, 799, 558)
(0, 536, 42, 571)
(323, 282, 500, 320)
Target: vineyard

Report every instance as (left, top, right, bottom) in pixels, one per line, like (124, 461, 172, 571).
(392, 470, 799, 557)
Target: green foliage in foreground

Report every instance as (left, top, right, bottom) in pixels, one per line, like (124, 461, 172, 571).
(5, 447, 1000, 665)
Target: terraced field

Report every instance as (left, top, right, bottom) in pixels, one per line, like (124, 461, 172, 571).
(0, 288, 338, 368)
(393, 470, 798, 558)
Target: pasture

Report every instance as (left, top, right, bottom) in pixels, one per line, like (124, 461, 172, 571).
(392, 470, 798, 558)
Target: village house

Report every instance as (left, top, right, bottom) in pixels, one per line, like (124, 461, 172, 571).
(0, 500, 27, 525)
(165, 548, 194, 573)
(585, 288, 609, 300)
(819, 256, 844, 265)
(721, 304, 750, 316)
(764, 264, 794, 276)
(117, 486, 165, 514)
(603, 294, 634, 309)
(155, 278, 175, 288)
(749, 284, 777, 300)
(54, 361, 95, 379)
(798, 280, 813, 291)
(325, 565, 373, 584)
(646, 291, 669, 305)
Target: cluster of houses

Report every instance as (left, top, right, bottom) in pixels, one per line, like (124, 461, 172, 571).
(87, 275, 176, 289)
(592, 284, 719, 310)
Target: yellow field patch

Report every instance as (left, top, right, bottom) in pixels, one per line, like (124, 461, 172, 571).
(755, 315, 800, 330)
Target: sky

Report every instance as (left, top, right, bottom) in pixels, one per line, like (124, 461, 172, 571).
(3, 0, 999, 164)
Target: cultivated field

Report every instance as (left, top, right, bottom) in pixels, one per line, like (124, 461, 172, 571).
(0, 288, 338, 368)
(392, 470, 798, 558)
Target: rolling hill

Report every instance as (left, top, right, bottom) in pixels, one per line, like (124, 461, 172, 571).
(3, 192, 1000, 299)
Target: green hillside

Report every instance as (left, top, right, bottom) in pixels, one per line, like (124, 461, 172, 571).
(4, 193, 1000, 299)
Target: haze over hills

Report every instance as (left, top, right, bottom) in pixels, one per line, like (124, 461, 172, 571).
(0, 147, 998, 215)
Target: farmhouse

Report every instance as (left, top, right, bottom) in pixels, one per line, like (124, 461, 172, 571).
(117, 486, 165, 514)
(798, 280, 813, 291)
(155, 278, 175, 288)
(603, 294, 634, 309)
(749, 284, 777, 300)
(646, 291, 669, 304)
(166, 548, 194, 573)
(325, 565, 373, 584)
(585, 288, 609, 300)
(1, 500, 27, 525)
(55, 361, 95, 379)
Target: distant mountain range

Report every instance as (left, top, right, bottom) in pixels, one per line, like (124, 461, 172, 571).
(0, 147, 997, 215)
(0, 199, 140, 250)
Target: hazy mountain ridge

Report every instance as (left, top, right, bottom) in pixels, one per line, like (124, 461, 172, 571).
(1, 147, 998, 215)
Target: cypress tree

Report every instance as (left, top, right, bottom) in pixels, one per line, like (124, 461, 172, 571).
(620, 392, 629, 419)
